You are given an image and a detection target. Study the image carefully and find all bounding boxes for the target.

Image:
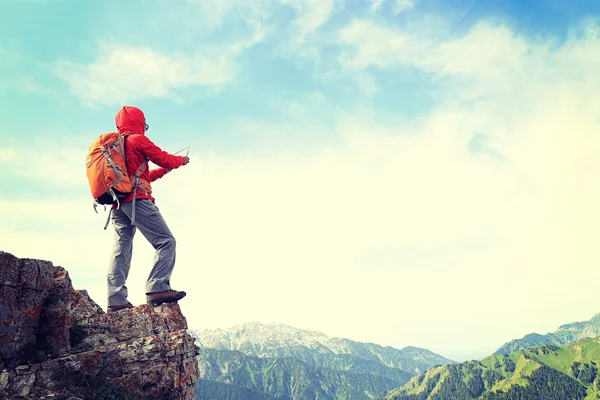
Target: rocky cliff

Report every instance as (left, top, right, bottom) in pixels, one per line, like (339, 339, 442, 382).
(0, 251, 199, 399)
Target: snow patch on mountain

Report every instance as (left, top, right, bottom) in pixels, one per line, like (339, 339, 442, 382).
(190, 322, 454, 375)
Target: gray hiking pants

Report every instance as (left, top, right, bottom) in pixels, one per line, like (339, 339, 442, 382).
(107, 199, 176, 306)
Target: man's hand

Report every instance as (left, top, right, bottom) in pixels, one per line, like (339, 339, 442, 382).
(183, 156, 190, 165)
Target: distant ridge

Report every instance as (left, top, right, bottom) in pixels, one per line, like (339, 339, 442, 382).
(192, 322, 454, 374)
(495, 312, 600, 354)
(190, 322, 454, 400)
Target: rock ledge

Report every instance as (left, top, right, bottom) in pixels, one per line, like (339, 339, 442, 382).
(0, 251, 199, 399)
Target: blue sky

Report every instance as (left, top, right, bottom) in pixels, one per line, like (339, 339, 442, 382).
(2, 0, 600, 361)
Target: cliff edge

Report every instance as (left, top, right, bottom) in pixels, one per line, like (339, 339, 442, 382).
(0, 251, 199, 399)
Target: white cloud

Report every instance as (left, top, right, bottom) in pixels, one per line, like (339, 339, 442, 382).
(333, 19, 600, 357)
(0, 137, 85, 187)
(14, 76, 54, 95)
(187, 0, 337, 43)
(339, 19, 427, 69)
(0, 76, 54, 96)
(185, 0, 245, 29)
(55, 0, 341, 105)
(56, 44, 236, 105)
(279, 0, 338, 39)
(175, 21, 600, 359)
(231, 20, 270, 55)
(394, 0, 414, 13)
(184, 0, 273, 46)
(153, 76, 598, 361)
(370, 0, 385, 12)
(339, 19, 600, 106)
(370, 0, 414, 14)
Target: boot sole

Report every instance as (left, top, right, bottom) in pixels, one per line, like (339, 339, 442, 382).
(147, 293, 186, 307)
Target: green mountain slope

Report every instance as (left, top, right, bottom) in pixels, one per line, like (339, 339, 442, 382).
(385, 337, 600, 400)
(196, 379, 285, 400)
(495, 313, 600, 354)
(196, 347, 413, 400)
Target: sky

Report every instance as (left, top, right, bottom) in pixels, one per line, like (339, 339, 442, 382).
(1, 0, 600, 362)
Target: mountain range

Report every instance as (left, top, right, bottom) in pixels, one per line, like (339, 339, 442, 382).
(386, 338, 600, 399)
(495, 312, 600, 355)
(190, 314, 600, 399)
(190, 322, 454, 400)
(386, 312, 600, 399)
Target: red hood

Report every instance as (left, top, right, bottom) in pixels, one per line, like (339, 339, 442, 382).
(115, 106, 146, 135)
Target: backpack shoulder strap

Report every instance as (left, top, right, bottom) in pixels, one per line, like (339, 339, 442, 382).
(130, 157, 149, 226)
(120, 133, 131, 160)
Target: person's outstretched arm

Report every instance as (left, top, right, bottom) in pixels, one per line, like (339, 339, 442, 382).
(149, 156, 190, 181)
(136, 136, 189, 182)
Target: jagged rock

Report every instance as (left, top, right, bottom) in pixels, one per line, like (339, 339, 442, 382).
(0, 251, 199, 399)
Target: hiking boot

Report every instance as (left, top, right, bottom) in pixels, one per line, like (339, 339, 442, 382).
(146, 289, 187, 306)
(107, 302, 134, 313)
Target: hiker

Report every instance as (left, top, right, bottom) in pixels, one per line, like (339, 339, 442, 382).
(106, 106, 190, 313)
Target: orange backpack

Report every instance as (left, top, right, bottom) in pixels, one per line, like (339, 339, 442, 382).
(86, 132, 147, 227)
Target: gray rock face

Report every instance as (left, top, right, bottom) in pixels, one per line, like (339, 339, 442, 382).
(0, 251, 199, 399)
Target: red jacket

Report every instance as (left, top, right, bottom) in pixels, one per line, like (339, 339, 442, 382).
(115, 106, 186, 203)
